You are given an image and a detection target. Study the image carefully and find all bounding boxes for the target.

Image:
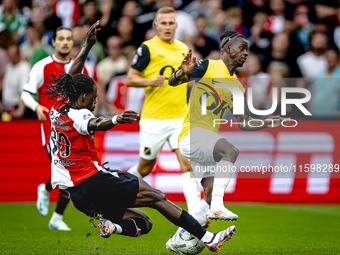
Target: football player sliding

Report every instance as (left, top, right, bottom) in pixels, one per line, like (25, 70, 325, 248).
(46, 20, 236, 253)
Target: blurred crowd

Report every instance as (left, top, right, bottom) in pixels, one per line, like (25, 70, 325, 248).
(0, 0, 339, 120)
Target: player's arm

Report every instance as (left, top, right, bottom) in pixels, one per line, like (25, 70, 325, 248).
(168, 49, 196, 86)
(127, 44, 166, 87)
(69, 20, 100, 76)
(88, 110, 139, 132)
(21, 60, 49, 121)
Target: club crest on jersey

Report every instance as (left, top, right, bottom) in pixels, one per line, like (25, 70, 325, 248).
(83, 113, 92, 120)
(144, 147, 151, 155)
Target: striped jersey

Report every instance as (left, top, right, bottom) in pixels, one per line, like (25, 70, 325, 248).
(50, 105, 103, 188)
(22, 55, 88, 146)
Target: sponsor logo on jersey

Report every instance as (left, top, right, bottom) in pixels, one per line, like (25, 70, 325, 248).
(54, 159, 75, 166)
(83, 113, 92, 120)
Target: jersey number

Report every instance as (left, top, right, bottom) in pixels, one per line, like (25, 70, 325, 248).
(51, 127, 71, 157)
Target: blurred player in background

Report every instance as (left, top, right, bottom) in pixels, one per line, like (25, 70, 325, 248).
(20, 25, 89, 231)
(126, 7, 201, 216)
(167, 31, 289, 243)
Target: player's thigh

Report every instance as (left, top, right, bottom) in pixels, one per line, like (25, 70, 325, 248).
(70, 170, 139, 220)
(174, 148, 190, 173)
(133, 178, 167, 208)
(167, 118, 185, 151)
(184, 127, 222, 166)
(139, 119, 169, 160)
(213, 137, 239, 163)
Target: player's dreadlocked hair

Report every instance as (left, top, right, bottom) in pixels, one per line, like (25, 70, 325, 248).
(45, 72, 95, 106)
(219, 30, 246, 51)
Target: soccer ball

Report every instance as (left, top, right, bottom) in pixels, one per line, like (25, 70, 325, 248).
(173, 228, 205, 255)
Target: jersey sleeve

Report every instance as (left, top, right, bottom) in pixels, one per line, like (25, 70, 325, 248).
(73, 109, 96, 135)
(187, 59, 209, 81)
(22, 60, 44, 94)
(131, 44, 150, 72)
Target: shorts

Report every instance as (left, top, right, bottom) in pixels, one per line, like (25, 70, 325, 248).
(179, 127, 223, 179)
(139, 118, 184, 160)
(69, 170, 139, 222)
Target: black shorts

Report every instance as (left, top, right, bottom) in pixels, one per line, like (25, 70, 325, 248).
(69, 170, 139, 222)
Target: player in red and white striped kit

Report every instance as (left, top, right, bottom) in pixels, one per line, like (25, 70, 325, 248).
(21, 26, 90, 231)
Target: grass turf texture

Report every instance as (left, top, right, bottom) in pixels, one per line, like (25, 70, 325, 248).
(0, 203, 339, 255)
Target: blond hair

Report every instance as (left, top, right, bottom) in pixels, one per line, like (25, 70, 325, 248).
(156, 7, 176, 20)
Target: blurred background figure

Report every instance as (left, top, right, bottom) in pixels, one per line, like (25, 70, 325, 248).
(2, 44, 31, 119)
(309, 47, 340, 118)
(265, 0, 286, 34)
(240, 53, 272, 111)
(193, 14, 219, 59)
(20, 24, 53, 65)
(0, 0, 27, 42)
(106, 45, 145, 115)
(53, 0, 81, 28)
(97, 35, 127, 114)
(263, 32, 301, 77)
(297, 32, 328, 79)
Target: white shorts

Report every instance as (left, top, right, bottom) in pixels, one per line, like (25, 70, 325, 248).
(139, 118, 184, 160)
(179, 127, 224, 179)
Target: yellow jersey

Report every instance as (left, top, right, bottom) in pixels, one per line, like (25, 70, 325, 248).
(131, 36, 188, 119)
(178, 59, 245, 142)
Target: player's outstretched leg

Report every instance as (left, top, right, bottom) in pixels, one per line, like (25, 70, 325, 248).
(207, 138, 239, 221)
(135, 178, 237, 253)
(98, 208, 152, 238)
(48, 189, 71, 231)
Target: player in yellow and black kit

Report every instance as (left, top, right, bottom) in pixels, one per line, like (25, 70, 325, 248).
(167, 31, 290, 244)
(126, 7, 202, 218)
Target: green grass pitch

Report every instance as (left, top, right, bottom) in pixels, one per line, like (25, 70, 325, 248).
(0, 203, 339, 254)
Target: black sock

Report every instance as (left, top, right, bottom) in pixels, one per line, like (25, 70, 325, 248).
(55, 189, 70, 215)
(45, 179, 52, 192)
(119, 218, 148, 237)
(174, 210, 206, 240)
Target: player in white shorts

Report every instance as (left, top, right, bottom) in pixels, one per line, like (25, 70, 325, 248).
(168, 30, 289, 228)
(126, 7, 202, 217)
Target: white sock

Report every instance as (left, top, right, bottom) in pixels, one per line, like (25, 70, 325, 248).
(191, 199, 210, 225)
(201, 231, 214, 243)
(182, 172, 201, 214)
(51, 212, 62, 221)
(211, 161, 233, 208)
(128, 165, 142, 179)
(113, 224, 122, 234)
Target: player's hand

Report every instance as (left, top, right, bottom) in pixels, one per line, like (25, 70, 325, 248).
(151, 75, 166, 86)
(85, 20, 100, 46)
(117, 110, 140, 124)
(181, 48, 196, 74)
(264, 115, 291, 128)
(35, 104, 49, 121)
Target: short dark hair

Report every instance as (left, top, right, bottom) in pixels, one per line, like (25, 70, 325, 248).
(53, 27, 72, 41)
(219, 30, 246, 50)
(326, 45, 340, 57)
(45, 73, 95, 107)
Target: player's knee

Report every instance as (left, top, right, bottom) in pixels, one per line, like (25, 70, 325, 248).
(138, 164, 154, 177)
(59, 189, 71, 200)
(230, 146, 239, 162)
